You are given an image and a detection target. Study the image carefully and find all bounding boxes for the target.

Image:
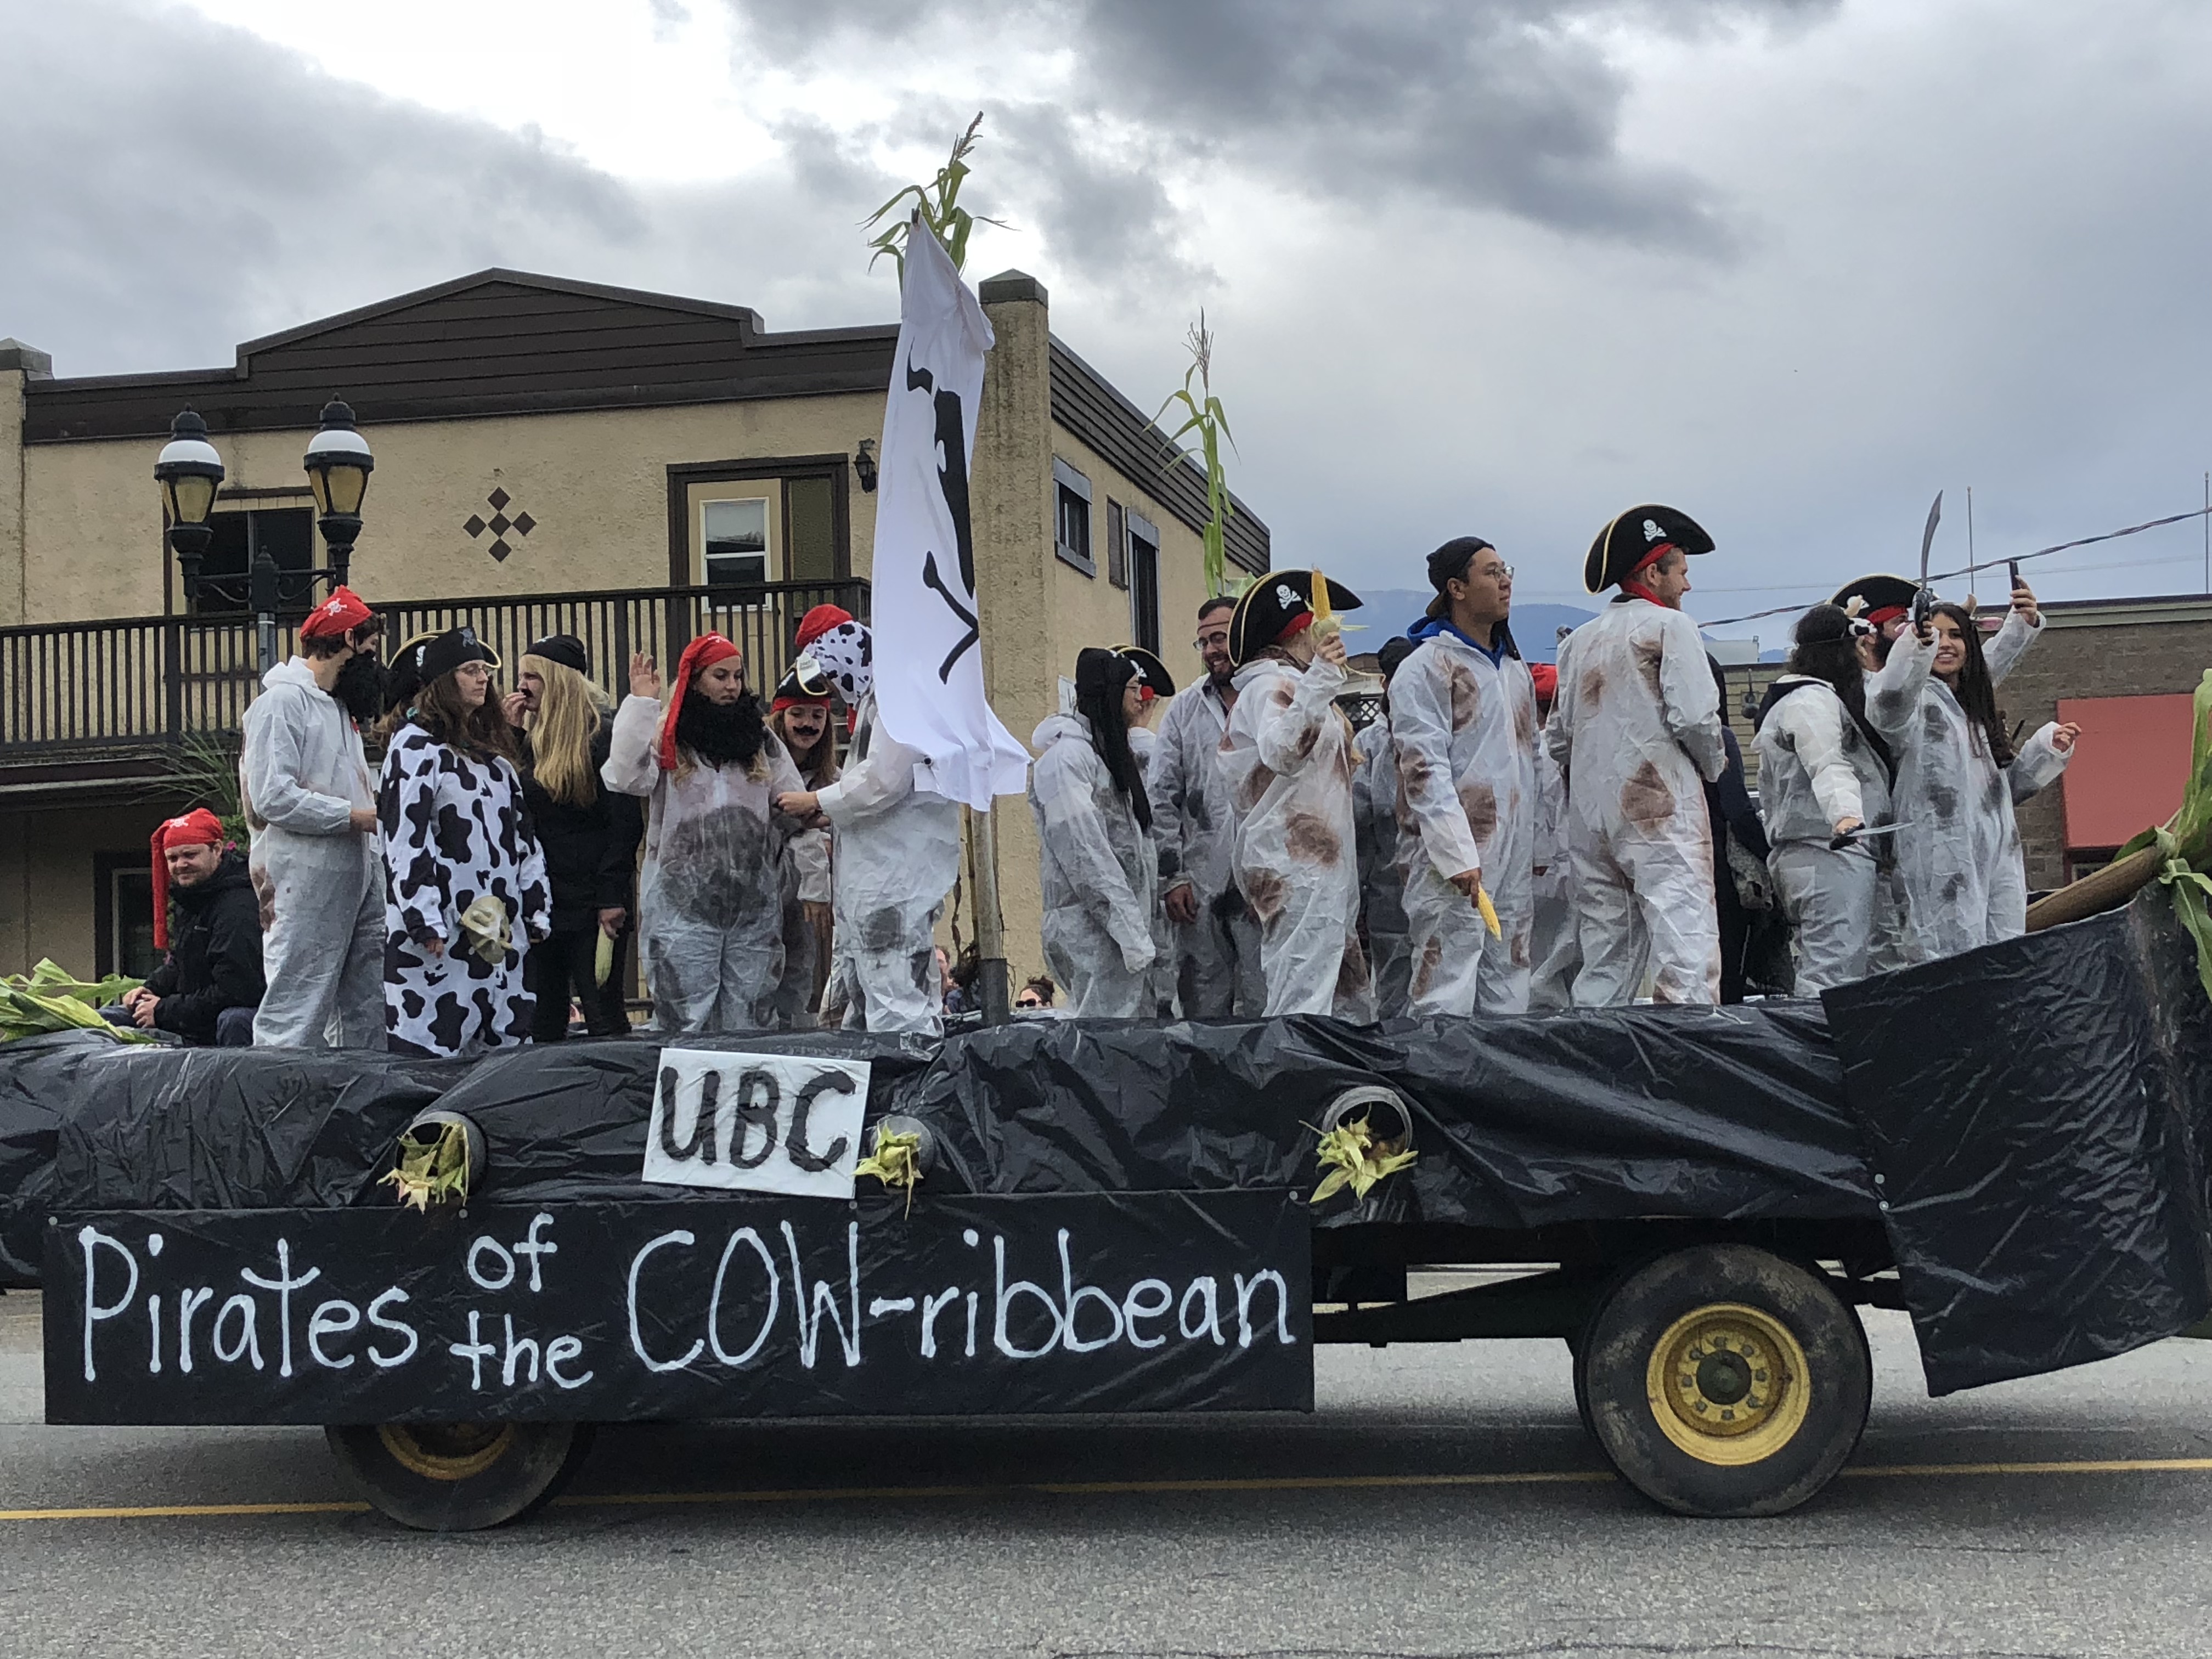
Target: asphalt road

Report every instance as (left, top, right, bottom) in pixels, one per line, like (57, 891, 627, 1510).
(7, 1284, 2212, 1659)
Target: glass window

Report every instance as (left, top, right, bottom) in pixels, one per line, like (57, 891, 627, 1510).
(1127, 513, 1161, 653)
(785, 476, 837, 584)
(1053, 458, 1094, 576)
(110, 867, 158, 980)
(702, 498, 770, 587)
(190, 507, 315, 616)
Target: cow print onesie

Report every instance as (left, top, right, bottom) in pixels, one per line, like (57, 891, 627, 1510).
(379, 721, 551, 1057)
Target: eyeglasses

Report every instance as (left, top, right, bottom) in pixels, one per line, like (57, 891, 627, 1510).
(1471, 563, 1515, 581)
(1193, 630, 1231, 651)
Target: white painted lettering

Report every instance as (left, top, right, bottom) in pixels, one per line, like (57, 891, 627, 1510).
(177, 1286, 215, 1373)
(365, 1288, 419, 1367)
(212, 1294, 264, 1370)
(545, 1334, 593, 1391)
(514, 1213, 558, 1292)
(1057, 1229, 1123, 1353)
(77, 1224, 139, 1384)
(1235, 1270, 1292, 1348)
(1179, 1277, 1224, 1346)
(148, 1293, 162, 1375)
(781, 1221, 862, 1369)
(708, 1227, 778, 1368)
(240, 1238, 320, 1379)
(628, 1230, 704, 1373)
(308, 1300, 361, 1369)
(1122, 1279, 1172, 1350)
(920, 1286, 961, 1358)
(466, 1234, 516, 1292)
(994, 1234, 1064, 1359)
(501, 1315, 540, 1387)
(450, 1308, 496, 1390)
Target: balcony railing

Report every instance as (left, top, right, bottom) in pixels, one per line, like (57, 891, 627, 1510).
(0, 579, 870, 761)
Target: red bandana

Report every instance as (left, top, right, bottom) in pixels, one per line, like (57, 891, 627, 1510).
(1620, 541, 1677, 608)
(300, 585, 374, 640)
(656, 634, 744, 771)
(150, 808, 226, 950)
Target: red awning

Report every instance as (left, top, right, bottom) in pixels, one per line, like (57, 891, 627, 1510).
(2057, 694, 2196, 850)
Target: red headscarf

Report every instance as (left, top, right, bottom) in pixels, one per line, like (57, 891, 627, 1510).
(794, 605, 853, 653)
(1619, 542, 1677, 608)
(300, 585, 374, 639)
(150, 809, 225, 950)
(656, 634, 744, 771)
(1528, 662, 1558, 704)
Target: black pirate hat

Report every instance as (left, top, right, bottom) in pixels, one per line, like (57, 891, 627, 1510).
(1583, 504, 1716, 594)
(1228, 572, 1364, 667)
(1829, 574, 1920, 626)
(1111, 644, 1176, 703)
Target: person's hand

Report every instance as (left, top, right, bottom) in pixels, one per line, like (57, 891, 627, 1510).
(597, 907, 627, 938)
(2012, 579, 2040, 627)
(131, 997, 160, 1030)
(348, 808, 379, 834)
(1164, 882, 1199, 926)
(1448, 868, 1483, 901)
(415, 932, 445, 958)
(501, 690, 530, 729)
(1315, 629, 1348, 670)
(2052, 722, 2081, 755)
(629, 652, 662, 701)
(775, 790, 820, 817)
(1122, 940, 1156, 975)
(121, 986, 154, 1015)
(1833, 816, 1864, 837)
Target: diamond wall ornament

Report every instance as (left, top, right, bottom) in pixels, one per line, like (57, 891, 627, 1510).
(462, 488, 535, 561)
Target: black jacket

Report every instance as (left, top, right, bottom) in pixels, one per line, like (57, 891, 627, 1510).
(520, 724, 645, 932)
(144, 850, 265, 1045)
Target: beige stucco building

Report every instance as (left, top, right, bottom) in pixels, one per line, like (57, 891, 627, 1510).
(0, 268, 1267, 989)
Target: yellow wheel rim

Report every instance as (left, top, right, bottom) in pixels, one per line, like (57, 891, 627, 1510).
(1644, 1302, 1811, 1467)
(376, 1423, 516, 1482)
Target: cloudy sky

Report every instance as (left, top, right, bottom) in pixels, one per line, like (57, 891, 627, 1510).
(5, 0, 2207, 637)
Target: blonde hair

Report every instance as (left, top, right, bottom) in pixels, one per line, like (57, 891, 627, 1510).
(522, 653, 607, 806)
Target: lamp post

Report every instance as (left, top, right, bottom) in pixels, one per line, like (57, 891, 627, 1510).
(301, 399, 374, 594)
(154, 410, 225, 606)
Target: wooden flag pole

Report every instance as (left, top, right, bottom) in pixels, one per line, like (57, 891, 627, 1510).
(967, 804, 1011, 1023)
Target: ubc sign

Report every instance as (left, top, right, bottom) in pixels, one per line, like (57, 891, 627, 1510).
(641, 1048, 870, 1199)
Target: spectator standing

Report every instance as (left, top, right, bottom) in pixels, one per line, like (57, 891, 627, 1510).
(240, 586, 385, 1047)
(504, 634, 643, 1041)
(379, 628, 550, 1057)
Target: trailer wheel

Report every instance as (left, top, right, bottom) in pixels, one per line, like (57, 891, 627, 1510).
(325, 1421, 595, 1531)
(1578, 1245, 1869, 1517)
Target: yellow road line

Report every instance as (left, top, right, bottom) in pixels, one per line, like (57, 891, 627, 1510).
(7, 1456, 2212, 1521)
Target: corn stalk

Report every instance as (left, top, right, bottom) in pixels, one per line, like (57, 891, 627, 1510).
(864, 111, 1007, 279)
(1153, 314, 1238, 596)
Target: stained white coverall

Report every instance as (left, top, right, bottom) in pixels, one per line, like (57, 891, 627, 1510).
(1753, 679, 1895, 994)
(815, 691, 963, 1036)
(1352, 710, 1412, 1020)
(1218, 655, 1375, 1020)
(1148, 680, 1265, 1017)
(240, 657, 383, 1048)
(1527, 727, 1579, 1010)
(1128, 726, 1178, 1016)
(603, 696, 805, 1033)
(1865, 615, 2070, 961)
(1390, 629, 1538, 1016)
(1029, 713, 1159, 1018)
(1546, 599, 1729, 1006)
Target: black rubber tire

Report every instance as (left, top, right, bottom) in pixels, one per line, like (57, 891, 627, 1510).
(326, 1421, 596, 1531)
(1579, 1244, 1871, 1517)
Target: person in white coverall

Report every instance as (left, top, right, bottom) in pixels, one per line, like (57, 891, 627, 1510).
(1352, 637, 1416, 1020)
(1865, 584, 2077, 961)
(1028, 648, 1160, 1017)
(603, 633, 806, 1033)
(1113, 645, 1179, 1017)
(1526, 663, 1579, 1010)
(1217, 571, 1375, 1020)
(1547, 507, 1730, 1006)
(1829, 574, 1924, 974)
(1752, 605, 1898, 994)
(1392, 538, 1539, 1017)
(239, 585, 386, 1048)
(775, 617, 962, 1037)
(1148, 596, 1266, 1018)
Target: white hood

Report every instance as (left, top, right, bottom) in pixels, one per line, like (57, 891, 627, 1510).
(261, 656, 324, 695)
(1030, 712, 1092, 754)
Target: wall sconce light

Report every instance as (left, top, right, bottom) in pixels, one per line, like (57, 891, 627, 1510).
(854, 438, 878, 494)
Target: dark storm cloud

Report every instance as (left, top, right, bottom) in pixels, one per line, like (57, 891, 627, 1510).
(725, 0, 1840, 256)
(0, 0, 650, 375)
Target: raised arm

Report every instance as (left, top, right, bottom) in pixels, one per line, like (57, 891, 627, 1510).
(1865, 629, 1934, 741)
(601, 695, 664, 798)
(1254, 657, 1347, 776)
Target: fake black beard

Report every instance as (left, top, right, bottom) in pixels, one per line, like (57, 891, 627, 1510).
(334, 652, 388, 724)
(675, 689, 768, 769)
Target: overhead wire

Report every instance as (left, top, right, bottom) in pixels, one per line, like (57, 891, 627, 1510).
(1699, 505, 2212, 630)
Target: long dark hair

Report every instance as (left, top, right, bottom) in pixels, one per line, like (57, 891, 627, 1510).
(1782, 603, 1895, 777)
(1074, 647, 1152, 832)
(409, 670, 518, 764)
(1930, 602, 2015, 766)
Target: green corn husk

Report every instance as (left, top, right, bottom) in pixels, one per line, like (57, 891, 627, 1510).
(854, 1125, 924, 1217)
(0, 961, 153, 1045)
(1153, 313, 1238, 599)
(1307, 1113, 1417, 1206)
(862, 111, 1009, 280)
(379, 1120, 473, 1212)
(594, 927, 616, 988)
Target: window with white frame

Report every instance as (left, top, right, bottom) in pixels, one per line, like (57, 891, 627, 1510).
(702, 498, 770, 586)
(1053, 458, 1094, 575)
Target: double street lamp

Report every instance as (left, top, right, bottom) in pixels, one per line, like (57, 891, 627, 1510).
(156, 399, 375, 671)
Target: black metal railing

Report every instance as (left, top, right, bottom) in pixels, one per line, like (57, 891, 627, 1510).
(0, 578, 870, 759)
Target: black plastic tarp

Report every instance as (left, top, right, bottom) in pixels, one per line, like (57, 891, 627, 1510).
(1824, 889, 2212, 1394)
(25, 1010, 1878, 1232)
